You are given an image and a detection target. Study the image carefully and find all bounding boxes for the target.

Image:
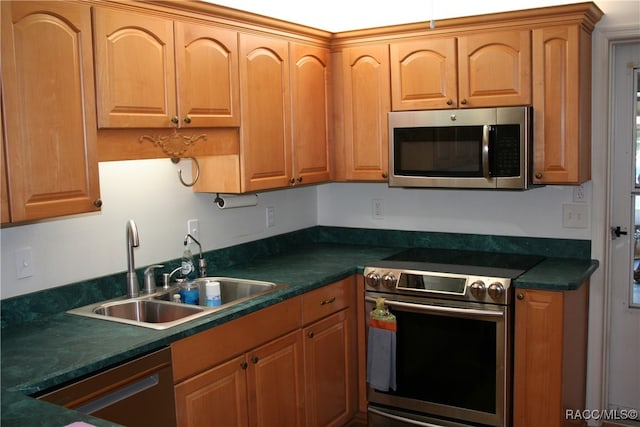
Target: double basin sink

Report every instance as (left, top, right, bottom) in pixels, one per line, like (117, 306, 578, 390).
(68, 277, 286, 330)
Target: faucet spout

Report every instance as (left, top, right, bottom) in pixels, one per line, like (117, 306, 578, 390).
(126, 219, 140, 298)
(184, 233, 207, 277)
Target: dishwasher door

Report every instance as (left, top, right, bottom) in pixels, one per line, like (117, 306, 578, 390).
(39, 347, 176, 427)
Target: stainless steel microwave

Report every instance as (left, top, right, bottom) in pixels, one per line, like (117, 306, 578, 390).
(389, 106, 534, 189)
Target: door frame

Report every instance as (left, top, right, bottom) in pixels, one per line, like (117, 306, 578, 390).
(591, 25, 640, 425)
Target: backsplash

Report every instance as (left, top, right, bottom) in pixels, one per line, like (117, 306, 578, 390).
(0, 225, 590, 327)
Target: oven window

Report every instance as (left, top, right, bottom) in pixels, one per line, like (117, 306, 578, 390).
(386, 310, 497, 413)
(393, 126, 483, 177)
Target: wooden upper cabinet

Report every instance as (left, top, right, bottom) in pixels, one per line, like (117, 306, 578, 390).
(94, 8, 176, 128)
(1, 1, 101, 222)
(390, 38, 457, 111)
(532, 25, 591, 184)
(239, 33, 292, 192)
(391, 30, 531, 110)
(93, 8, 239, 129)
(290, 43, 332, 186)
(458, 30, 531, 107)
(339, 44, 390, 181)
(174, 21, 239, 127)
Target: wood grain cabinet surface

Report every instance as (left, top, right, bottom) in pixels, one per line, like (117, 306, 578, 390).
(93, 7, 239, 129)
(171, 279, 358, 427)
(335, 44, 391, 182)
(390, 30, 531, 111)
(1, 1, 101, 223)
(513, 284, 589, 427)
(532, 24, 593, 185)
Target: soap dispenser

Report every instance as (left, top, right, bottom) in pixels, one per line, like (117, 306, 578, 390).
(179, 243, 199, 304)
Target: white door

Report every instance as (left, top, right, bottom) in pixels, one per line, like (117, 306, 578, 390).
(608, 40, 640, 417)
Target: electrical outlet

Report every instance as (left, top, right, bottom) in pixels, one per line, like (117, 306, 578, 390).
(372, 199, 384, 219)
(266, 206, 275, 228)
(15, 247, 34, 279)
(562, 204, 588, 228)
(187, 219, 199, 241)
(573, 184, 585, 202)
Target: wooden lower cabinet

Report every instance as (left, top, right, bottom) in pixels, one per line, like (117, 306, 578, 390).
(302, 279, 357, 426)
(513, 283, 589, 427)
(175, 331, 305, 427)
(172, 279, 358, 426)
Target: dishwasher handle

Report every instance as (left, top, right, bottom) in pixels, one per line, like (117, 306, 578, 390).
(75, 373, 159, 415)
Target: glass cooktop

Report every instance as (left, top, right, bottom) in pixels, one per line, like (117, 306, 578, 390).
(378, 247, 545, 279)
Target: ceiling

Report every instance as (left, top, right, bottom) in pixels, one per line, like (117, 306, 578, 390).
(201, 0, 638, 32)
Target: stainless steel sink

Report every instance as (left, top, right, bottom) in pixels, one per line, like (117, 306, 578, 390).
(153, 277, 282, 306)
(68, 277, 286, 330)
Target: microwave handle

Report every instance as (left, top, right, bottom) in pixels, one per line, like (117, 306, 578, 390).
(482, 124, 491, 180)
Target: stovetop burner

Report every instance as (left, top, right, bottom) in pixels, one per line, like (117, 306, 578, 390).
(382, 248, 544, 279)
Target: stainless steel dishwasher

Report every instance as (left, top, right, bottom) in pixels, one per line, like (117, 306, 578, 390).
(38, 347, 176, 427)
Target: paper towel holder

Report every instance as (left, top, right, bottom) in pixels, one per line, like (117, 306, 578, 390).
(171, 157, 200, 187)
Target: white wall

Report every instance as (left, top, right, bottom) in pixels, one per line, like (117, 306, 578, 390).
(0, 160, 317, 299)
(317, 182, 590, 239)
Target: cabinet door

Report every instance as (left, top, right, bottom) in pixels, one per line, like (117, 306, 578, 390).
(290, 43, 332, 186)
(1, 108, 10, 224)
(341, 45, 390, 181)
(247, 330, 305, 427)
(94, 8, 176, 128)
(304, 309, 356, 427)
(458, 30, 531, 107)
(513, 289, 564, 426)
(1, 1, 101, 222)
(532, 25, 590, 184)
(390, 38, 457, 110)
(175, 355, 248, 427)
(239, 33, 292, 191)
(174, 21, 240, 128)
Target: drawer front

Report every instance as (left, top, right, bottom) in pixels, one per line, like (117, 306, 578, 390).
(302, 278, 354, 325)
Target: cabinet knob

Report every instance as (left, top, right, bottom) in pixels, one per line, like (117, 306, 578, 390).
(240, 362, 248, 369)
(93, 199, 103, 208)
(446, 99, 453, 106)
(535, 172, 543, 179)
(296, 177, 303, 183)
(183, 116, 192, 124)
(460, 99, 468, 105)
(289, 178, 295, 185)
(251, 356, 259, 364)
(307, 331, 314, 338)
(517, 293, 525, 300)
(382, 172, 388, 179)
(320, 296, 336, 305)
(171, 116, 179, 125)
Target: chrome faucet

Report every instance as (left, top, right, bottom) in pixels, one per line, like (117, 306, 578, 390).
(184, 233, 207, 277)
(126, 219, 140, 298)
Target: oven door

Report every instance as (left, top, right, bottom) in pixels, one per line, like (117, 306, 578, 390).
(365, 292, 511, 427)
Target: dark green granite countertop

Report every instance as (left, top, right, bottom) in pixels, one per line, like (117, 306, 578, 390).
(1, 229, 598, 426)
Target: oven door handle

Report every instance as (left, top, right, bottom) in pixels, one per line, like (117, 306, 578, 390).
(365, 296, 504, 319)
(482, 124, 491, 180)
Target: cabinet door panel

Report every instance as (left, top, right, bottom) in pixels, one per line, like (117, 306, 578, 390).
(175, 21, 240, 127)
(2, 1, 101, 221)
(247, 330, 305, 427)
(390, 38, 457, 110)
(342, 45, 390, 181)
(290, 43, 331, 185)
(304, 310, 355, 427)
(94, 8, 176, 128)
(239, 34, 292, 191)
(175, 355, 248, 427)
(532, 25, 588, 184)
(458, 30, 531, 107)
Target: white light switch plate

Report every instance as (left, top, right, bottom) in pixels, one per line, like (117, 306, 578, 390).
(562, 204, 588, 228)
(15, 247, 34, 279)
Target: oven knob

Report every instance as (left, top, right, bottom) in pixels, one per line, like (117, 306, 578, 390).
(365, 272, 381, 288)
(382, 273, 397, 289)
(470, 280, 486, 299)
(488, 282, 505, 300)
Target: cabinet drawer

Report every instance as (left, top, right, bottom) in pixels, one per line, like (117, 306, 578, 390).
(171, 297, 301, 382)
(302, 278, 354, 325)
